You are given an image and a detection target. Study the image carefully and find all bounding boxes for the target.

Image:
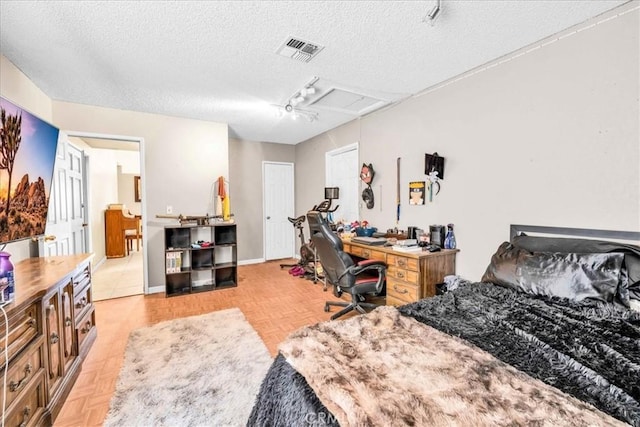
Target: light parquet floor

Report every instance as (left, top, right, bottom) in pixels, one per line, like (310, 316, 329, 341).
(54, 259, 353, 427)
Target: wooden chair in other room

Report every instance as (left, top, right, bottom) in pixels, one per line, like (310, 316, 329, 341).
(125, 215, 142, 255)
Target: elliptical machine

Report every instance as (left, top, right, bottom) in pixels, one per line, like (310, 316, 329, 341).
(280, 215, 315, 277)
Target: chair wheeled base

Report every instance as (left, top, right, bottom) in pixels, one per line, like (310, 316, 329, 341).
(324, 300, 378, 320)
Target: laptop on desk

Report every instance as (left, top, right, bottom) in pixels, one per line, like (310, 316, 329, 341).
(350, 236, 387, 246)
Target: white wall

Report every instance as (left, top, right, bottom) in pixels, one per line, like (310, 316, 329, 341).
(52, 102, 228, 289)
(296, 4, 640, 281)
(229, 138, 295, 261)
(88, 149, 120, 262)
(118, 171, 141, 216)
(117, 150, 141, 175)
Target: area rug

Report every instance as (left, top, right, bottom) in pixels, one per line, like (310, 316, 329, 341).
(103, 308, 273, 427)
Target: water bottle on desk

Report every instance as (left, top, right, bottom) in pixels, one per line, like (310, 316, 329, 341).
(444, 224, 456, 250)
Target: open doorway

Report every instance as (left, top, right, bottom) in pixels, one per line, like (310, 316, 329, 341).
(66, 131, 147, 301)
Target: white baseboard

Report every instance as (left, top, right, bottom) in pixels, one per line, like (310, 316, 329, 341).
(147, 285, 165, 294)
(92, 256, 107, 271)
(238, 258, 265, 265)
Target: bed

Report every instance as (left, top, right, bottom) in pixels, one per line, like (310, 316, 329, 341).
(248, 225, 640, 426)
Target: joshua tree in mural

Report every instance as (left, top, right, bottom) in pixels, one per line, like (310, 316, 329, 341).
(0, 107, 22, 215)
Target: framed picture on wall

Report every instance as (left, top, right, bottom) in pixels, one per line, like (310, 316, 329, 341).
(409, 181, 425, 205)
(134, 176, 141, 202)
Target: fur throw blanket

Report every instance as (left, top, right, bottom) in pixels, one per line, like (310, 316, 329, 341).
(279, 306, 626, 427)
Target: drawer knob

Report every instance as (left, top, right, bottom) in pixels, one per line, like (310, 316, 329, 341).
(50, 332, 60, 344)
(9, 363, 33, 392)
(397, 272, 404, 279)
(27, 317, 36, 328)
(19, 406, 31, 427)
(393, 285, 408, 294)
(75, 297, 88, 309)
(65, 316, 72, 327)
(81, 321, 92, 334)
(398, 260, 406, 267)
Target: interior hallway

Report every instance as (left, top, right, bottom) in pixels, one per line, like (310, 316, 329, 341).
(91, 251, 144, 301)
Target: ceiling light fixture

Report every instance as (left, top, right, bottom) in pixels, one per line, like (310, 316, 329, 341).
(424, 0, 442, 23)
(273, 104, 318, 122)
(285, 76, 319, 111)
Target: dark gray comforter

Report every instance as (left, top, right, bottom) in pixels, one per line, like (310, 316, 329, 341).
(248, 283, 640, 426)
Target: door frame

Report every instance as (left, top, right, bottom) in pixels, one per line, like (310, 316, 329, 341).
(262, 161, 295, 261)
(64, 131, 148, 294)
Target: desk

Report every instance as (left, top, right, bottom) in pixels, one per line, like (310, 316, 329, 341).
(343, 239, 458, 306)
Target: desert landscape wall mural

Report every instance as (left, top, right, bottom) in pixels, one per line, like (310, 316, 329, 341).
(0, 97, 59, 244)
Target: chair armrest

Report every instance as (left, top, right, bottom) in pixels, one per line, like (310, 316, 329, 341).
(357, 259, 386, 268)
(350, 260, 386, 276)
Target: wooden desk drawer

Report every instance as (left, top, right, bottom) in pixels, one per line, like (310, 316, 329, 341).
(387, 279, 418, 304)
(4, 339, 45, 410)
(349, 245, 364, 257)
(387, 254, 418, 271)
(348, 245, 385, 261)
(359, 248, 385, 261)
(0, 303, 39, 368)
(386, 294, 410, 307)
(387, 266, 418, 284)
(5, 371, 46, 427)
(76, 308, 95, 350)
(74, 283, 93, 320)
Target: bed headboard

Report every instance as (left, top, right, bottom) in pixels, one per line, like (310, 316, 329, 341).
(510, 224, 640, 243)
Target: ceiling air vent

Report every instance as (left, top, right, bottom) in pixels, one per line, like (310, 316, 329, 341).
(276, 36, 324, 63)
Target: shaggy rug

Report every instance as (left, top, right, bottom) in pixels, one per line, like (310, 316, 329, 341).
(103, 308, 273, 427)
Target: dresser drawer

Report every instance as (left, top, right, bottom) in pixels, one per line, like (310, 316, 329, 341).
(76, 308, 95, 350)
(386, 254, 418, 271)
(387, 279, 419, 304)
(73, 282, 93, 320)
(4, 339, 45, 410)
(387, 266, 418, 284)
(5, 371, 46, 427)
(73, 263, 91, 292)
(0, 303, 39, 368)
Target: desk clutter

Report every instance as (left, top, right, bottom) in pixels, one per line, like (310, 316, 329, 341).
(339, 222, 456, 251)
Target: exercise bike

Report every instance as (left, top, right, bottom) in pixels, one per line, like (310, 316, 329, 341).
(308, 199, 340, 288)
(279, 215, 315, 278)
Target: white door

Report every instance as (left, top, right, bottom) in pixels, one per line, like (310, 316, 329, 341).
(40, 133, 87, 256)
(326, 143, 359, 223)
(263, 162, 295, 260)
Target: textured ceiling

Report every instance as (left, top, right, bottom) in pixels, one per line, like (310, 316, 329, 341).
(0, 1, 629, 145)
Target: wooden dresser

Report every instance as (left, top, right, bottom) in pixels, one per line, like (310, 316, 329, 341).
(1, 254, 96, 426)
(342, 240, 458, 306)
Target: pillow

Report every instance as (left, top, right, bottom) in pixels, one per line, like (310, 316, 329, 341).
(512, 235, 640, 304)
(482, 242, 624, 304)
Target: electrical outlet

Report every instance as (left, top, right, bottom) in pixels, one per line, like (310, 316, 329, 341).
(166, 205, 173, 214)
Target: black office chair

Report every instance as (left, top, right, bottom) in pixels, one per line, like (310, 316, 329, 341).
(307, 211, 386, 320)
